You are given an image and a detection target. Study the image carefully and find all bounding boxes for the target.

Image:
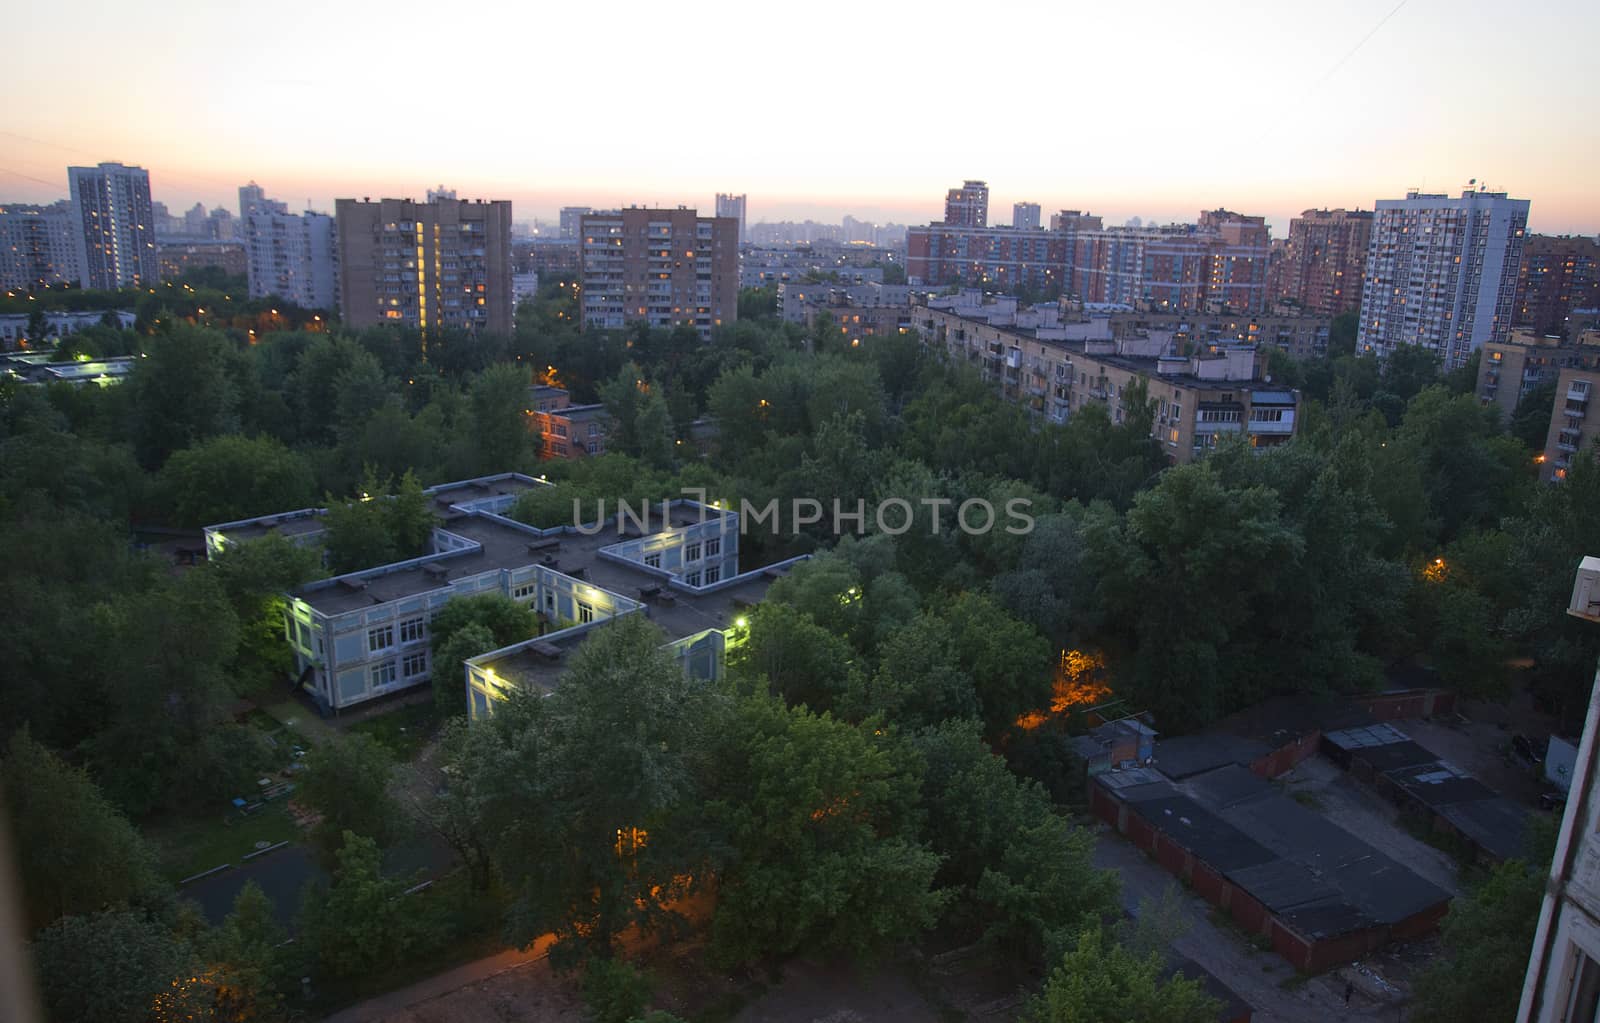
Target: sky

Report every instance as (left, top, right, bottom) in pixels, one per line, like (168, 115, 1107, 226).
(4, 0, 1597, 236)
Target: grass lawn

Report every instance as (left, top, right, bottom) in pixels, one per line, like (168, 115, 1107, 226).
(146, 801, 303, 883)
(347, 701, 440, 761)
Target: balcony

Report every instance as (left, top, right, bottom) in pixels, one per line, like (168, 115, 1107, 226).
(1565, 403, 1587, 419)
(1569, 385, 1592, 403)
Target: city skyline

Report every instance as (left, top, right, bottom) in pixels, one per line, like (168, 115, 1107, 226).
(3, 0, 1596, 236)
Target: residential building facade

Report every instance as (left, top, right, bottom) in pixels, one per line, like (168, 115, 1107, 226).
(68, 162, 159, 289)
(1475, 329, 1600, 421)
(336, 195, 514, 335)
(1013, 202, 1041, 231)
(243, 193, 339, 310)
(1517, 559, 1600, 1021)
(558, 206, 591, 240)
(579, 207, 739, 340)
(1357, 189, 1530, 370)
(1274, 208, 1372, 317)
(526, 384, 611, 459)
(912, 301, 1298, 463)
(943, 180, 989, 228)
(157, 240, 247, 281)
(1543, 364, 1600, 483)
(0, 201, 80, 290)
(1514, 235, 1600, 338)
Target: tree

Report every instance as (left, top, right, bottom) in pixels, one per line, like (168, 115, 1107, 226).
(298, 733, 400, 861)
(207, 881, 290, 1019)
(734, 601, 859, 712)
(1019, 928, 1220, 1023)
(488, 615, 724, 965)
(1412, 855, 1546, 1023)
(941, 591, 1053, 733)
(160, 434, 316, 527)
(298, 831, 419, 981)
(432, 621, 496, 716)
(845, 613, 978, 728)
(707, 695, 946, 966)
(428, 593, 538, 714)
(321, 469, 437, 575)
(470, 362, 533, 472)
(128, 325, 241, 467)
(1, 729, 162, 930)
(31, 911, 201, 1023)
(400, 718, 498, 890)
(1510, 380, 1558, 449)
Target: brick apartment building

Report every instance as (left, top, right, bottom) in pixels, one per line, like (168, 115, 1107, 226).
(579, 207, 739, 340)
(1272, 208, 1372, 317)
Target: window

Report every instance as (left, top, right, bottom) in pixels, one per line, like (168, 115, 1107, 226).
(513, 582, 536, 602)
(544, 591, 555, 612)
(704, 565, 721, 585)
(685, 571, 701, 587)
(367, 625, 394, 653)
(402, 651, 429, 678)
(399, 617, 425, 644)
(372, 661, 397, 689)
(1566, 949, 1600, 1023)
(644, 553, 661, 569)
(578, 601, 595, 624)
(685, 542, 702, 562)
(705, 537, 721, 557)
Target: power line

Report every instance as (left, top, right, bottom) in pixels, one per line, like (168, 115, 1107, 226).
(0, 166, 59, 188)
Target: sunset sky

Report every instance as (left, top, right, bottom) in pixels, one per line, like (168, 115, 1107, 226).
(4, 0, 1596, 234)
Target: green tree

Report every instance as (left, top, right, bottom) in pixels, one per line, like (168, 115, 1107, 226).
(208, 880, 290, 1019)
(707, 695, 946, 966)
(1019, 928, 1220, 1023)
(321, 469, 437, 575)
(432, 621, 496, 716)
(487, 615, 724, 965)
(299, 733, 399, 861)
(1412, 856, 1546, 1023)
(31, 911, 202, 1023)
(941, 591, 1053, 733)
(428, 593, 538, 714)
(298, 831, 419, 981)
(128, 325, 241, 467)
(160, 434, 316, 527)
(470, 362, 534, 472)
(733, 601, 859, 712)
(1, 729, 162, 930)
(1510, 380, 1558, 449)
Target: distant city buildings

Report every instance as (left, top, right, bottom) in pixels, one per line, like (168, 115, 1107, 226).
(1356, 189, 1530, 370)
(0, 201, 80, 290)
(558, 206, 591, 241)
(242, 185, 339, 310)
(336, 194, 513, 335)
(910, 183, 1273, 313)
(745, 219, 906, 248)
(157, 240, 247, 281)
(68, 162, 158, 289)
(1272, 208, 1372, 317)
(715, 193, 747, 243)
(1514, 235, 1600, 338)
(579, 207, 738, 339)
(943, 180, 989, 228)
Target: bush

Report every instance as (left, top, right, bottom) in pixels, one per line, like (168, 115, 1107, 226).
(581, 956, 653, 1023)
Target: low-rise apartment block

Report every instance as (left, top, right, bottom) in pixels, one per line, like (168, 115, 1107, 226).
(912, 299, 1298, 463)
(1544, 364, 1599, 483)
(203, 473, 802, 716)
(526, 384, 611, 459)
(579, 207, 739, 340)
(1476, 329, 1600, 420)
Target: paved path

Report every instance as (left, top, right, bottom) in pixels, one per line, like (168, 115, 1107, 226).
(323, 935, 557, 1023)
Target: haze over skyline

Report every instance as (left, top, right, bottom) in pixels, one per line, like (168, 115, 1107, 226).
(4, 0, 1597, 235)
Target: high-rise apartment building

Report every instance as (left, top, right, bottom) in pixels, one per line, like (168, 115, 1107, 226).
(1357, 189, 1530, 370)
(715, 193, 747, 243)
(1275, 208, 1372, 317)
(943, 180, 989, 228)
(1013, 202, 1041, 231)
(242, 187, 339, 310)
(559, 206, 591, 240)
(0, 201, 81, 290)
(238, 180, 286, 219)
(68, 162, 158, 289)
(578, 207, 739, 339)
(1071, 213, 1273, 314)
(1514, 235, 1600, 338)
(336, 195, 513, 335)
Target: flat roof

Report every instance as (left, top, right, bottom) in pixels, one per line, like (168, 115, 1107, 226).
(1152, 734, 1272, 780)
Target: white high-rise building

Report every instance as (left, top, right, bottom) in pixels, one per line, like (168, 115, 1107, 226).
(1357, 188, 1530, 370)
(1013, 201, 1041, 231)
(242, 187, 338, 310)
(716, 193, 747, 243)
(67, 162, 158, 289)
